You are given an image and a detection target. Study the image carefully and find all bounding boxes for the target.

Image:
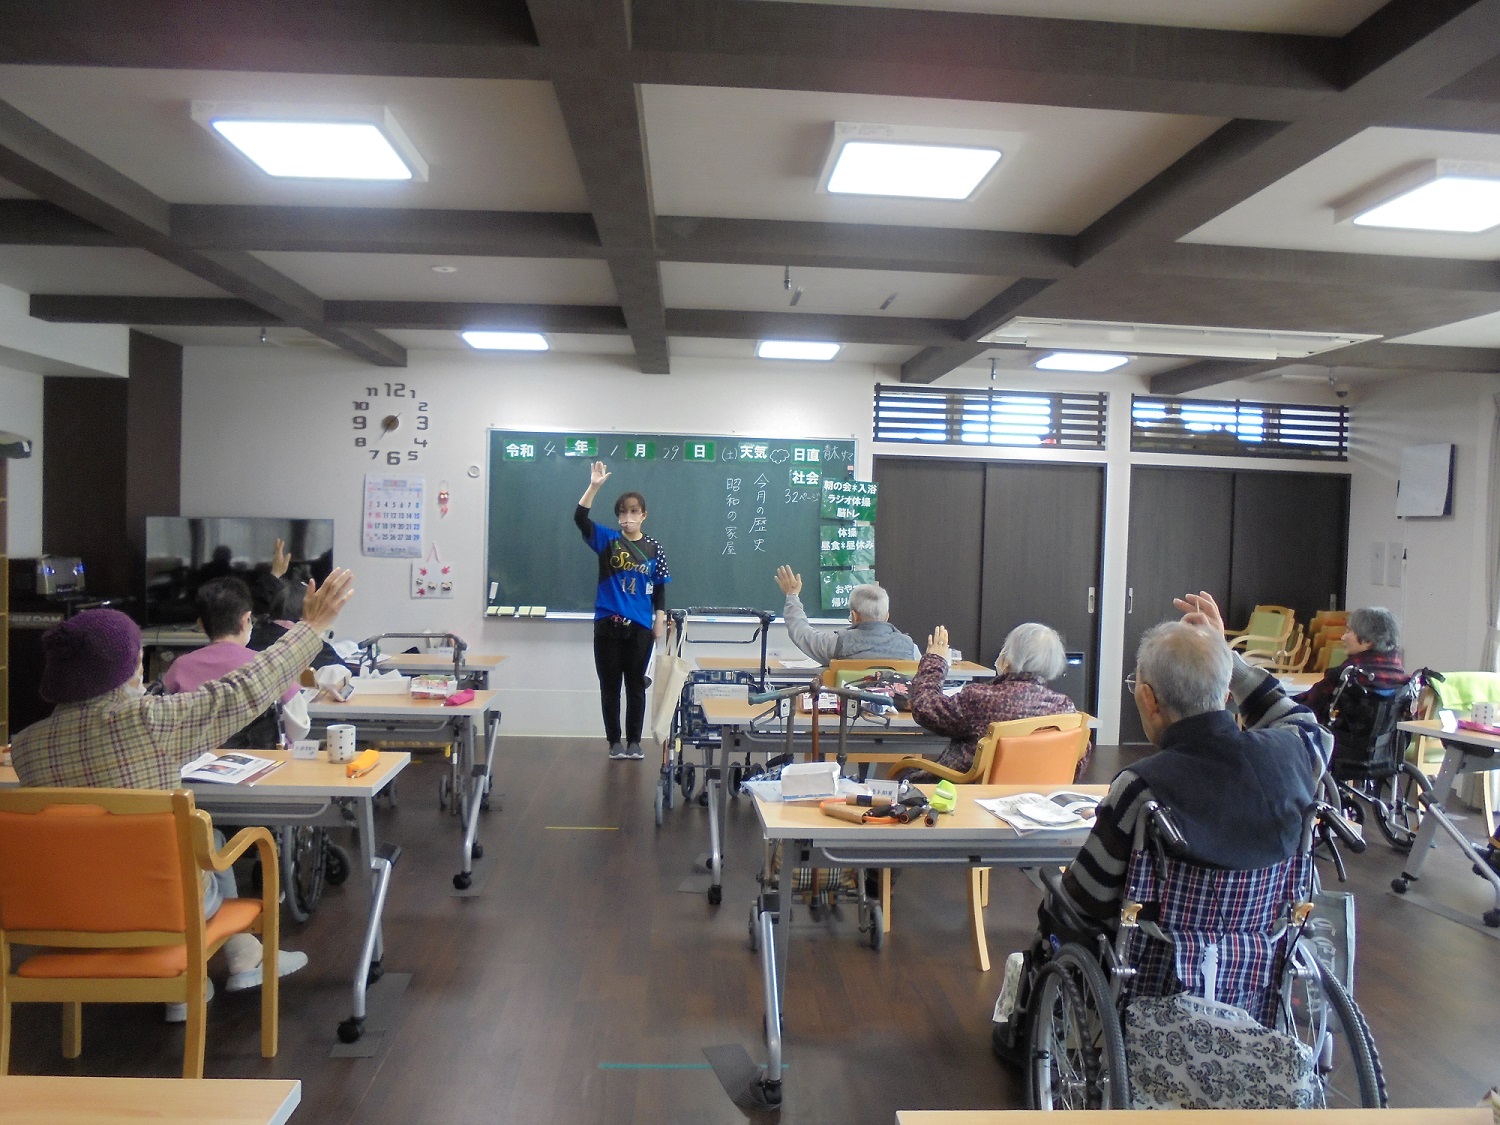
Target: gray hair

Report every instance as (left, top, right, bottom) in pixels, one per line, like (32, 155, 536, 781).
(1347, 607, 1400, 653)
(999, 622, 1066, 681)
(1136, 621, 1233, 720)
(848, 583, 889, 621)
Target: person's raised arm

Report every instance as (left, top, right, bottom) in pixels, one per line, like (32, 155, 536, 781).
(776, 565, 838, 664)
(300, 568, 354, 634)
(270, 537, 290, 579)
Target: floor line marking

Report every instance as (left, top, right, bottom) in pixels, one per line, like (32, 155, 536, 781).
(545, 825, 620, 830)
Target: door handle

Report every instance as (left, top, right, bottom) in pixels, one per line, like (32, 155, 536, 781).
(1087, 586, 1096, 614)
(1126, 587, 1133, 615)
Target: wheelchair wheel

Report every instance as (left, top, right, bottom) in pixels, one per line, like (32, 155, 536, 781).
(1026, 943, 1128, 1110)
(1280, 944, 1386, 1108)
(324, 842, 351, 886)
(680, 761, 697, 801)
(1373, 763, 1432, 852)
(278, 825, 329, 924)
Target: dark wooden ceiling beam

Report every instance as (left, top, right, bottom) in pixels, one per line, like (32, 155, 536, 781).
(664, 308, 961, 347)
(1150, 360, 1279, 395)
(0, 99, 405, 366)
(528, 0, 670, 374)
(900, 278, 1055, 384)
(629, 0, 1342, 119)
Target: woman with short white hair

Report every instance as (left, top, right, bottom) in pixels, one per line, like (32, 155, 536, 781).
(907, 621, 1076, 778)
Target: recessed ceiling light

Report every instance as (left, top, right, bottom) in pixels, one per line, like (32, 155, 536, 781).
(1034, 352, 1129, 373)
(982, 317, 1378, 361)
(191, 101, 427, 182)
(461, 331, 548, 351)
(757, 340, 841, 361)
(430, 265, 458, 274)
(1335, 159, 1500, 233)
(818, 122, 1013, 202)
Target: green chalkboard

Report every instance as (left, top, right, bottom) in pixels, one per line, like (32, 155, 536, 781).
(485, 430, 857, 615)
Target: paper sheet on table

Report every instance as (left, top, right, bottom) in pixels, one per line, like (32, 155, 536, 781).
(778, 658, 821, 670)
(743, 777, 870, 803)
(977, 791, 1098, 833)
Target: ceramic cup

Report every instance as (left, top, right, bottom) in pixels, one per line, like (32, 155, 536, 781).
(326, 723, 358, 763)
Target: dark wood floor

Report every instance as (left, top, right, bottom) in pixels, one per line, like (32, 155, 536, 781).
(10, 739, 1500, 1123)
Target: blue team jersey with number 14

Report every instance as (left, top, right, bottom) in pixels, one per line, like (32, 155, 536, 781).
(575, 507, 671, 629)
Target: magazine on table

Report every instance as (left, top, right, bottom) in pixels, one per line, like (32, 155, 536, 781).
(180, 751, 283, 786)
(977, 790, 1098, 833)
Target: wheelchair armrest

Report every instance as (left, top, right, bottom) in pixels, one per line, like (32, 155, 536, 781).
(1038, 866, 1097, 939)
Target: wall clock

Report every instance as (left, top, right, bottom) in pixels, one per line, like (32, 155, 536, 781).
(351, 381, 431, 465)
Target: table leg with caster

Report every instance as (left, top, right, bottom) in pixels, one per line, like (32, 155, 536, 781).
(455, 711, 501, 890)
(339, 844, 399, 1043)
(706, 738, 724, 905)
(1392, 743, 1461, 894)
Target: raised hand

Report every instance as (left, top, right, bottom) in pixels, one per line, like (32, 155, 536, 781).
(774, 565, 802, 596)
(590, 460, 611, 488)
(270, 537, 291, 579)
(927, 624, 950, 659)
(1172, 590, 1224, 633)
(300, 568, 355, 633)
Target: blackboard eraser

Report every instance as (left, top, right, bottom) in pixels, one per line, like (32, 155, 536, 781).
(493, 605, 516, 616)
(516, 605, 532, 616)
(529, 606, 547, 617)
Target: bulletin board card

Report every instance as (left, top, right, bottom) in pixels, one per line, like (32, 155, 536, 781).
(484, 431, 857, 616)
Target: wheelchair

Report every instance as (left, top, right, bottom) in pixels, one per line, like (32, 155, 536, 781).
(1327, 666, 1440, 852)
(1011, 800, 1384, 1111)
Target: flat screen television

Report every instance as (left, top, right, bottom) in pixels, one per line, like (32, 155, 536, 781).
(144, 516, 334, 626)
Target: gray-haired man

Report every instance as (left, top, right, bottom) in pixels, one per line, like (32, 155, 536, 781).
(773, 564, 919, 665)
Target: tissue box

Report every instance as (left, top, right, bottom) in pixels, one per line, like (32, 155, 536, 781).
(411, 674, 459, 699)
(350, 673, 410, 696)
(780, 761, 841, 802)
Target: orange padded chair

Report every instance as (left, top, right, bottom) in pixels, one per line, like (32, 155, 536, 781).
(0, 788, 281, 1078)
(969, 712, 1094, 971)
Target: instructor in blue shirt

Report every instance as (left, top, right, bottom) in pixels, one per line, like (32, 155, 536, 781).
(576, 461, 672, 760)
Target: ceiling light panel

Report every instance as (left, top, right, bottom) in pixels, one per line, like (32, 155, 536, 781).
(819, 122, 1013, 202)
(461, 331, 549, 351)
(1034, 352, 1129, 372)
(982, 317, 1377, 361)
(192, 101, 428, 182)
(757, 340, 841, 360)
(1335, 159, 1500, 233)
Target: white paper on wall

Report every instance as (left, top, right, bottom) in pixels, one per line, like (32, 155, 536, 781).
(1370, 541, 1386, 586)
(362, 475, 424, 558)
(1386, 542, 1403, 588)
(1396, 443, 1454, 517)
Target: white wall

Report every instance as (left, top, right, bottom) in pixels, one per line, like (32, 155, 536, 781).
(0, 365, 43, 556)
(181, 346, 1354, 741)
(1345, 371, 1500, 672)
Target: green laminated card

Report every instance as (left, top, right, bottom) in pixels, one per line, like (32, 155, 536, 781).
(821, 568, 875, 611)
(819, 522, 875, 569)
(821, 478, 877, 522)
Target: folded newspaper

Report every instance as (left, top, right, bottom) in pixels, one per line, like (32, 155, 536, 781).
(977, 790, 1098, 833)
(180, 751, 282, 786)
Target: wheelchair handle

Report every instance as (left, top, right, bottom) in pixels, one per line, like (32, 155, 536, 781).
(686, 607, 776, 624)
(1144, 802, 1190, 859)
(1317, 801, 1367, 854)
(748, 684, 807, 706)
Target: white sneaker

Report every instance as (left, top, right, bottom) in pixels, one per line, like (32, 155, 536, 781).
(164, 978, 214, 1023)
(225, 949, 309, 993)
(992, 951, 1025, 1023)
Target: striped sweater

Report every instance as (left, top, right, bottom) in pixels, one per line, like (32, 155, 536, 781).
(1060, 656, 1332, 921)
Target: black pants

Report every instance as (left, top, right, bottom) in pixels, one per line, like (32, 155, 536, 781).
(593, 617, 654, 745)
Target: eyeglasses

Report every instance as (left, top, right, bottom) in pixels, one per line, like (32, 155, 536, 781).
(1124, 673, 1139, 693)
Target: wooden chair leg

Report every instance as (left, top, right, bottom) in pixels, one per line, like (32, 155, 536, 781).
(880, 869, 892, 933)
(969, 869, 990, 972)
(61, 1002, 82, 1059)
(262, 942, 279, 1060)
(182, 992, 207, 1080)
(980, 867, 990, 907)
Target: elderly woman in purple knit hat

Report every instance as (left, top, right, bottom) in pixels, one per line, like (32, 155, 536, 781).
(10, 569, 354, 1021)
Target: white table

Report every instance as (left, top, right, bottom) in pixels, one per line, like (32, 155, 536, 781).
(0, 1075, 302, 1124)
(307, 690, 500, 890)
(1394, 718, 1500, 926)
(692, 696, 949, 905)
(749, 784, 1102, 1109)
(376, 651, 508, 690)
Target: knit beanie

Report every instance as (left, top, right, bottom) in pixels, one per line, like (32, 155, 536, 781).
(39, 608, 143, 703)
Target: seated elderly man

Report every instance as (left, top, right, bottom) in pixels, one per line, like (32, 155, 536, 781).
(773, 564, 919, 664)
(907, 621, 1076, 778)
(992, 590, 1331, 1060)
(1295, 606, 1405, 725)
(11, 569, 355, 1021)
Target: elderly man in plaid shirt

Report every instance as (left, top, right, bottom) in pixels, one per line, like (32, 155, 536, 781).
(992, 589, 1332, 1060)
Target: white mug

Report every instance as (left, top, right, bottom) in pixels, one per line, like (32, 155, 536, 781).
(1472, 702, 1499, 727)
(326, 724, 358, 763)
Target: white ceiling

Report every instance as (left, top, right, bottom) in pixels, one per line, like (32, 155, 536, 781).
(643, 85, 1224, 234)
(0, 67, 588, 211)
(660, 263, 1008, 318)
(0, 247, 227, 297)
(1184, 127, 1500, 259)
(749, 0, 1388, 35)
(1390, 310, 1500, 348)
(252, 253, 618, 305)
